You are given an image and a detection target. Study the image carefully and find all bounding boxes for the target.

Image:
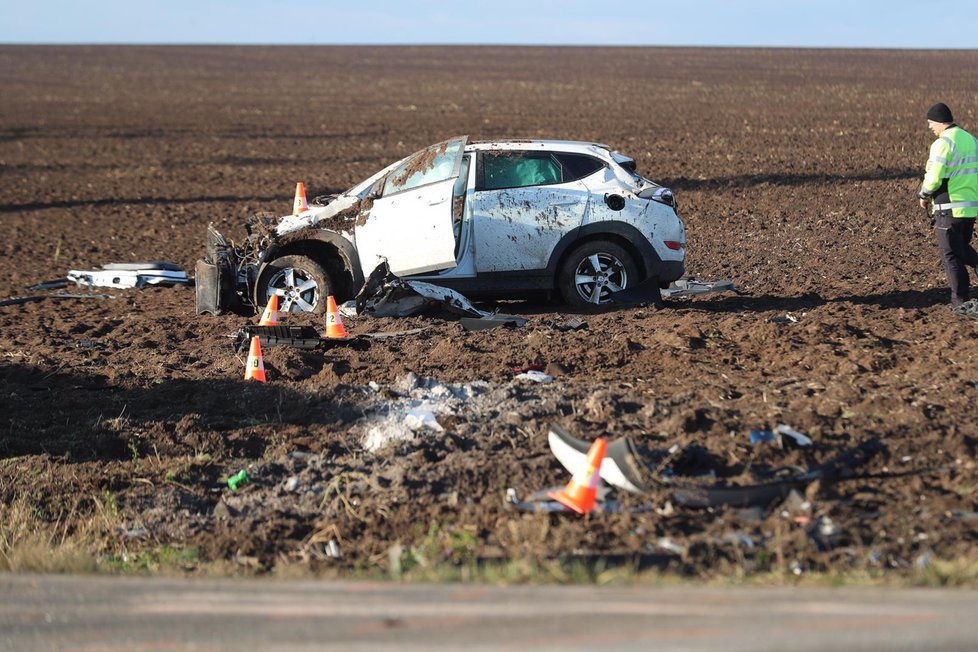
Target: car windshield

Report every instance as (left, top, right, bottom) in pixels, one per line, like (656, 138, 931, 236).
(346, 136, 468, 199)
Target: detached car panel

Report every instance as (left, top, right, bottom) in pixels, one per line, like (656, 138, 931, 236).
(196, 136, 686, 314)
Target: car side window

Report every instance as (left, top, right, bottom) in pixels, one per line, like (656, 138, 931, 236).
(382, 137, 466, 197)
(479, 152, 562, 191)
(554, 153, 605, 182)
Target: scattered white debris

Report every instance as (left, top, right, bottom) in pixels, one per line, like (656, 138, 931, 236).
(514, 370, 553, 383)
(775, 424, 813, 447)
(360, 373, 489, 451)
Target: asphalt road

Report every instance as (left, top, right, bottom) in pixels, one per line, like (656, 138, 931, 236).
(1, 574, 976, 651)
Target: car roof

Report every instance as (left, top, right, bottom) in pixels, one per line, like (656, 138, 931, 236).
(467, 139, 612, 155)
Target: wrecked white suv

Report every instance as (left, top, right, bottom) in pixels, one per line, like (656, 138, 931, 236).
(195, 136, 686, 314)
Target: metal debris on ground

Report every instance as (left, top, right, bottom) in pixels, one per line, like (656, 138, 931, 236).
(354, 262, 526, 326)
(660, 278, 738, 299)
(68, 261, 191, 289)
(504, 487, 650, 515)
(360, 328, 426, 340)
(953, 300, 978, 319)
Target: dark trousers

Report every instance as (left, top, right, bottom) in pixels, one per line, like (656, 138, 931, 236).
(936, 210, 978, 306)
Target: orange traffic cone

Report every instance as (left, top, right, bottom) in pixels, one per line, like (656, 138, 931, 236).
(259, 293, 279, 326)
(549, 437, 607, 514)
(293, 182, 309, 215)
(244, 335, 267, 382)
(324, 295, 349, 339)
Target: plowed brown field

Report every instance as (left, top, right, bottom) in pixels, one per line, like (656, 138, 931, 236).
(2, 46, 978, 579)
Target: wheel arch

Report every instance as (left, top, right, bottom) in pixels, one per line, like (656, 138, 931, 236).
(547, 222, 660, 284)
(255, 230, 364, 305)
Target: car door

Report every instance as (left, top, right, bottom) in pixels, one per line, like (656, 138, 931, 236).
(354, 137, 467, 277)
(468, 150, 590, 273)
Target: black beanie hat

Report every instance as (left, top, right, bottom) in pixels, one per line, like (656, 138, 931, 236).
(927, 102, 954, 123)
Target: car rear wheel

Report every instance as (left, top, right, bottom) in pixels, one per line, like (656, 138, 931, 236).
(557, 240, 638, 307)
(256, 254, 333, 314)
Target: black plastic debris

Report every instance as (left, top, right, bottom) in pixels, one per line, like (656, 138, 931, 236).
(545, 316, 588, 332)
(26, 279, 69, 291)
(234, 325, 336, 352)
(0, 293, 114, 308)
(674, 439, 886, 509)
(459, 316, 525, 332)
(609, 277, 665, 307)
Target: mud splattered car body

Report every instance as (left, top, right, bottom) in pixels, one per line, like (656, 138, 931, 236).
(196, 136, 686, 314)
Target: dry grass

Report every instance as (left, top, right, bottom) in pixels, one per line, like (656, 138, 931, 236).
(0, 494, 120, 573)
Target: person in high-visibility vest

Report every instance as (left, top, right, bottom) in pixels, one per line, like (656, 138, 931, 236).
(918, 102, 978, 308)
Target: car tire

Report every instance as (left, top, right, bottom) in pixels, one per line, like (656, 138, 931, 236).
(256, 254, 333, 314)
(557, 240, 638, 307)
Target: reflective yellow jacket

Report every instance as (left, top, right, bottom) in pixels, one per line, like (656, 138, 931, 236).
(921, 125, 978, 218)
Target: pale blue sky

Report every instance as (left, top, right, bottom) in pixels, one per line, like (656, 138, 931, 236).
(0, 0, 962, 48)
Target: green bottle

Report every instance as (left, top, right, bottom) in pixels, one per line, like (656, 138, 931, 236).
(228, 469, 250, 491)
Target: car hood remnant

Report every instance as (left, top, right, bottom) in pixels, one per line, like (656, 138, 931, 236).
(196, 136, 688, 316)
(68, 262, 191, 289)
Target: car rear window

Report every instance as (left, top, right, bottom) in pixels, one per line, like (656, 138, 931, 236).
(477, 151, 605, 190)
(554, 153, 605, 182)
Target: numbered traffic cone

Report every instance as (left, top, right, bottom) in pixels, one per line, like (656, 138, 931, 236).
(324, 295, 349, 338)
(293, 181, 309, 215)
(548, 437, 606, 514)
(244, 335, 267, 382)
(259, 293, 279, 326)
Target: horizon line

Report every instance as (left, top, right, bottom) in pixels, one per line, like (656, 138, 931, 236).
(0, 42, 973, 51)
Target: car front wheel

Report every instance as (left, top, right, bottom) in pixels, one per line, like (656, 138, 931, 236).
(256, 254, 333, 314)
(557, 240, 638, 307)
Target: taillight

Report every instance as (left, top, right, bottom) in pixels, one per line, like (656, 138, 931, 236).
(664, 240, 684, 251)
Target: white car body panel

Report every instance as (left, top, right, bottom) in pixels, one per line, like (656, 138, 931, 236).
(582, 166, 686, 261)
(469, 181, 589, 273)
(354, 136, 466, 277)
(356, 176, 459, 277)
